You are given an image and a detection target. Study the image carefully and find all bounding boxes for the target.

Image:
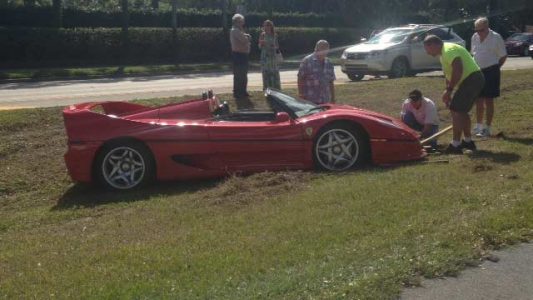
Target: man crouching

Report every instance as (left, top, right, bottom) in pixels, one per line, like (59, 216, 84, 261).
(401, 89, 439, 149)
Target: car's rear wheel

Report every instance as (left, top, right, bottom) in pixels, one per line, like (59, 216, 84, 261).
(347, 73, 365, 81)
(95, 141, 155, 190)
(389, 58, 410, 78)
(313, 124, 368, 171)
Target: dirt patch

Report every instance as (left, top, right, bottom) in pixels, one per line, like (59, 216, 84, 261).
(200, 171, 315, 207)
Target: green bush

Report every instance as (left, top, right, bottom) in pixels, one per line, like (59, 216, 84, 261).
(0, 27, 364, 68)
(0, 7, 343, 28)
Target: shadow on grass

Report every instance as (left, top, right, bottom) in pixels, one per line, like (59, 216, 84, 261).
(52, 179, 221, 210)
(503, 136, 533, 146)
(470, 150, 521, 164)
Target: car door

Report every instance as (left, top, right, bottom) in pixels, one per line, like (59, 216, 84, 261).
(409, 31, 436, 70)
(207, 115, 305, 172)
(411, 28, 457, 70)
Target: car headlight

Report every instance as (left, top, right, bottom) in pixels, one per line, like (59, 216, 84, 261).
(341, 51, 347, 59)
(369, 50, 388, 57)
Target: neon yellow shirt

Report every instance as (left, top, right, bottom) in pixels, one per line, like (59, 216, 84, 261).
(440, 43, 480, 86)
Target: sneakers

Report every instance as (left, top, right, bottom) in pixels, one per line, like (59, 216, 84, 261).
(444, 140, 476, 154)
(445, 143, 463, 154)
(460, 140, 477, 151)
(475, 127, 491, 138)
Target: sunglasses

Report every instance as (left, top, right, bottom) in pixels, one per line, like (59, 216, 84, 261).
(409, 96, 421, 101)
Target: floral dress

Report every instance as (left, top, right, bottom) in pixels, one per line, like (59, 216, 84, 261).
(259, 33, 281, 90)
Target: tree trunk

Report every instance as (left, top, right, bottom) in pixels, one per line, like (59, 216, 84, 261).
(52, 0, 63, 28)
(171, 0, 179, 62)
(151, 0, 159, 10)
(171, 0, 177, 34)
(121, 0, 130, 63)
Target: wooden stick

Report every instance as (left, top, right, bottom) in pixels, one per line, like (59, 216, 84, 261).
(420, 125, 453, 144)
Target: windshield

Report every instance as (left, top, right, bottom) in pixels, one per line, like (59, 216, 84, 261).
(507, 34, 529, 42)
(267, 90, 324, 118)
(367, 29, 412, 44)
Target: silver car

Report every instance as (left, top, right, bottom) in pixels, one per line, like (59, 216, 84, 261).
(340, 24, 465, 81)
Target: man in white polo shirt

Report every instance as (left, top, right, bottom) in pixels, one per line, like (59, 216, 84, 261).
(471, 17, 507, 137)
(401, 89, 440, 149)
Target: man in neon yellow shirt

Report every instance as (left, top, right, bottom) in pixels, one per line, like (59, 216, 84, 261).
(424, 35, 485, 154)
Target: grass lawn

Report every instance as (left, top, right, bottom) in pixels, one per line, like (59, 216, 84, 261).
(0, 63, 234, 81)
(0, 69, 532, 299)
(0, 61, 301, 82)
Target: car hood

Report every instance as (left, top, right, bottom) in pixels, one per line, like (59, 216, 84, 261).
(345, 42, 399, 53)
(300, 104, 419, 139)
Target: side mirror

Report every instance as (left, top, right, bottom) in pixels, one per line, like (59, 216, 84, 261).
(273, 112, 290, 123)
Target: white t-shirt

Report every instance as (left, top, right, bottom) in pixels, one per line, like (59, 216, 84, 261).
(471, 30, 507, 69)
(401, 97, 439, 125)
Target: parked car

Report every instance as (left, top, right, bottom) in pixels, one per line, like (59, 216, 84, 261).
(505, 32, 533, 56)
(63, 90, 425, 190)
(340, 24, 465, 81)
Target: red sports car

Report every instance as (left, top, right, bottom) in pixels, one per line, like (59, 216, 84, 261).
(63, 89, 425, 190)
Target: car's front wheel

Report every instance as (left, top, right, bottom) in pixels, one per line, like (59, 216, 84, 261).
(389, 58, 410, 78)
(347, 73, 365, 81)
(95, 141, 155, 190)
(313, 125, 368, 171)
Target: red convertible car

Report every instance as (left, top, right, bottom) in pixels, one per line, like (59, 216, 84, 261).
(63, 89, 425, 190)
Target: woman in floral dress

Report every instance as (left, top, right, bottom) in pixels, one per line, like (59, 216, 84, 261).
(258, 20, 281, 90)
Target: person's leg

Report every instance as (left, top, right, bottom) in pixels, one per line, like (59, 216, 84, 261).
(262, 70, 268, 91)
(485, 98, 494, 126)
(234, 64, 246, 97)
(451, 111, 462, 143)
(273, 71, 281, 90)
(401, 111, 424, 131)
(243, 56, 249, 95)
(475, 98, 485, 133)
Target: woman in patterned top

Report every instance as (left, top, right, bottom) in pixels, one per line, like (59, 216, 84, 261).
(258, 20, 281, 90)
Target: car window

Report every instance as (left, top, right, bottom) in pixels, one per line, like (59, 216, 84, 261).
(367, 29, 412, 44)
(427, 28, 452, 40)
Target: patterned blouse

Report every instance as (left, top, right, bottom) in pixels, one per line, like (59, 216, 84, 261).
(297, 53, 336, 104)
(259, 33, 279, 71)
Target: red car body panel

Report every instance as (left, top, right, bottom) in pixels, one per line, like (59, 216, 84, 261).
(63, 93, 425, 184)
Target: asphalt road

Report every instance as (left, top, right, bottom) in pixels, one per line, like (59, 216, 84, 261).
(1, 56, 532, 110)
(401, 243, 533, 300)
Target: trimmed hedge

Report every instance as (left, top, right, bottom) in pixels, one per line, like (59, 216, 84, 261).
(0, 27, 362, 68)
(0, 7, 344, 28)
(0, 27, 364, 68)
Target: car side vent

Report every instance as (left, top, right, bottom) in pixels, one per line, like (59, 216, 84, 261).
(171, 155, 194, 166)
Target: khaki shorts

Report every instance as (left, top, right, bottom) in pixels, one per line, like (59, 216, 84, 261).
(450, 71, 485, 113)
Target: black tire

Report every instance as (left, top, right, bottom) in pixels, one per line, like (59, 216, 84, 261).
(347, 73, 365, 81)
(94, 141, 155, 190)
(388, 58, 410, 78)
(313, 124, 369, 171)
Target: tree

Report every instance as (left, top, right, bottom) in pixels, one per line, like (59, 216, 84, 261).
(52, 0, 63, 28)
(121, 0, 130, 62)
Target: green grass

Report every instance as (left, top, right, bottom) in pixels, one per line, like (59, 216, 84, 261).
(0, 63, 235, 81)
(0, 70, 532, 299)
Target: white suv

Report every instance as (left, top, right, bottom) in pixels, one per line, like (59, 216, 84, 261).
(340, 24, 465, 81)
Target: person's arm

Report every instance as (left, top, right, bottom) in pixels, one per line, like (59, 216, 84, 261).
(442, 57, 463, 105)
(258, 32, 265, 49)
(421, 124, 433, 137)
(329, 81, 335, 103)
(497, 35, 507, 67)
(297, 62, 306, 99)
(498, 55, 507, 67)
